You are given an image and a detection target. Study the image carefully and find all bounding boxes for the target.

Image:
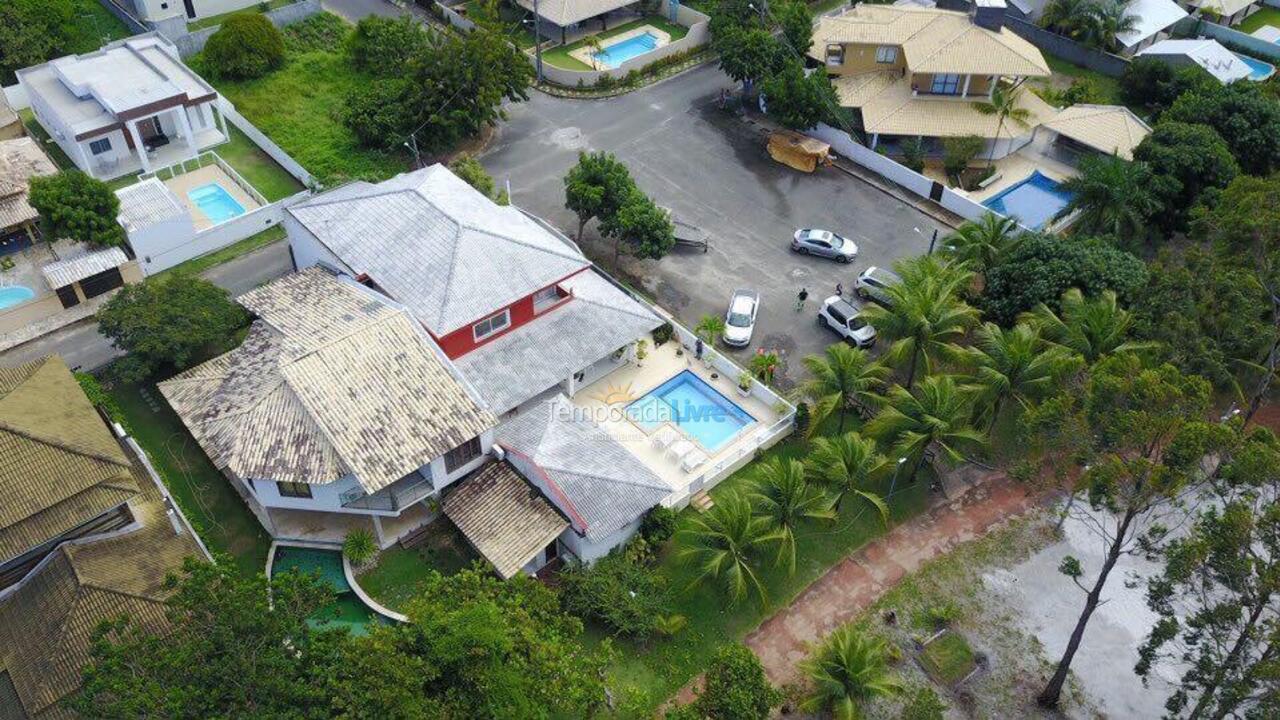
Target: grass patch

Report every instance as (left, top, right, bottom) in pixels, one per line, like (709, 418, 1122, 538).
(810, 0, 849, 16)
(357, 520, 478, 611)
(217, 124, 306, 201)
(18, 110, 76, 171)
(919, 630, 977, 686)
(1239, 7, 1280, 34)
(66, 0, 133, 53)
(187, 0, 295, 31)
(156, 224, 286, 278)
(110, 382, 272, 574)
(542, 17, 690, 71)
(1040, 53, 1124, 106)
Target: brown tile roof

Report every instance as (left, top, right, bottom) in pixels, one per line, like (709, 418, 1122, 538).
(443, 462, 567, 579)
(159, 268, 497, 493)
(0, 138, 57, 232)
(0, 357, 138, 566)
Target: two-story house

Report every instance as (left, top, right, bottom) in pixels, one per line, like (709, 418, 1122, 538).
(16, 33, 227, 180)
(812, 1, 1054, 159)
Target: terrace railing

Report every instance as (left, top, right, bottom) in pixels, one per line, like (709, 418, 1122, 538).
(340, 477, 435, 512)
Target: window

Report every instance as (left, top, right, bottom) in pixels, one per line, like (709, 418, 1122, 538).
(444, 437, 483, 472)
(88, 138, 111, 156)
(473, 309, 511, 341)
(875, 46, 898, 64)
(533, 285, 562, 312)
(825, 44, 844, 66)
(277, 481, 312, 499)
(929, 74, 962, 95)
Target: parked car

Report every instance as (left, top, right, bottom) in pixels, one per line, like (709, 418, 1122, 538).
(791, 229, 858, 262)
(818, 296, 877, 347)
(723, 289, 760, 347)
(854, 266, 901, 307)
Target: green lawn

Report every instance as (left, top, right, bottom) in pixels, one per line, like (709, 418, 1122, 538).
(188, 0, 295, 31)
(1239, 7, 1280, 34)
(357, 520, 478, 611)
(1041, 53, 1124, 106)
(110, 382, 272, 574)
(543, 17, 690, 71)
(216, 124, 306, 201)
(919, 630, 978, 686)
(66, 0, 133, 53)
(156, 224, 286, 278)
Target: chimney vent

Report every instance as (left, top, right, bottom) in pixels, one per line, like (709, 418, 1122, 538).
(972, 0, 1008, 31)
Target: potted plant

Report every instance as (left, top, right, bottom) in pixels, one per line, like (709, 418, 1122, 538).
(737, 371, 753, 397)
(635, 338, 648, 367)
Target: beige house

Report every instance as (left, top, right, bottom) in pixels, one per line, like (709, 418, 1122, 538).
(811, 1, 1054, 159)
(0, 138, 56, 254)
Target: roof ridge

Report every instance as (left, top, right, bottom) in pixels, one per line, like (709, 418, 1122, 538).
(549, 465, 669, 492)
(568, 276, 661, 324)
(0, 421, 129, 468)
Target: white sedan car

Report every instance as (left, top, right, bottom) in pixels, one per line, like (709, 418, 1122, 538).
(724, 289, 760, 347)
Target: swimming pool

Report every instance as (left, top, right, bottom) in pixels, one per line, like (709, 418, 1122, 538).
(188, 182, 247, 225)
(0, 286, 34, 309)
(982, 171, 1074, 231)
(271, 546, 383, 636)
(593, 32, 659, 69)
(626, 370, 755, 452)
(1234, 52, 1276, 81)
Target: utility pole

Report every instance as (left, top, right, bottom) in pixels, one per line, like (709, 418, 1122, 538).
(927, 228, 938, 255)
(533, 0, 544, 85)
(404, 134, 421, 169)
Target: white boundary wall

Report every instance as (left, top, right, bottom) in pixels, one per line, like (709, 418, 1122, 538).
(134, 190, 310, 275)
(218, 98, 317, 188)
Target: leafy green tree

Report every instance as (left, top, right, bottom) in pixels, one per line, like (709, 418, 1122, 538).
(865, 375, 987, 486)
(1023, 287, 1153, 364)
(962, 321, 1080, 429)
(1039, 0, 1095, 38)
(860, 256, 978, 388)
(749, 457, 834, 571)
(0, 0, 77, 85)
(97, 274, 249, 382)
(942, 135, 985, 180)
(1054, 154, 1161, 241)
(560, 543, 669, 639)
(599, 187, 676, 264)
(450, 154, 507, 204)
(1120, 58, 1216, 116)
(679, 492, 783, 606)
(680, 644, 782, 720)
(714, 26, 784, 92)
(28, 171, 126, 248)
(799, 626, 905, 718)
(972, 84, 1033, 166)
(807, 432, 891, 520)
(775, 0, 814, 56)
(796, 343, 889, 434)
(1036, 354, 1217, 708)
(761, 61, 839, 131)
(979, 233, 1148, 326)
(563, 151, 635, 241)
(940, 212, 1023, 275)
(340, 76, 418, 152)
(203, 13, 285, 80)
(1166, 81, 1280, 176)
(346, 14, 427, 73)
(1133, 121, 1238, 234)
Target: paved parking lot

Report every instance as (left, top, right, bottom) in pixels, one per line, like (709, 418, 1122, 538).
(481, 64, 951, 388)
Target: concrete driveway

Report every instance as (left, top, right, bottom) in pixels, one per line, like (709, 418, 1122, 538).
(481, 64, 951, 388)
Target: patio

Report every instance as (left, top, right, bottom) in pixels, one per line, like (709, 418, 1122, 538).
(93, 127, 226, 181)
(922, 132, 1079, 204)
(163, 163, 263, 231)
(266, 500, 438, 549)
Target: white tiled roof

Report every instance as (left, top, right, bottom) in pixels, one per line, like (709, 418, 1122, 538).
(1137, 38, 1252, 84)
(1115, 0, 1187, 49)
(115, 178, 187, 232)
(40, 247, 128, 289)
(513, 0, 636, 26)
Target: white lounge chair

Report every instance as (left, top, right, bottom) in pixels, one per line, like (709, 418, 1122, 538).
(667, 439, 695, 462)
(680, 448, 708, 472)
(651, 426, 681, 451)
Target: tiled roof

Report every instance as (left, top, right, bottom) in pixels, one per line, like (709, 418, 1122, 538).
(40, 247, 129, 290)
(0, 356, 138, 566)
(115, 178, 187, 232)
(159, 268, 496, 493)
(442, 461, 567, 579)
(452, 269, 663, 414)
(833, 72, 1056, 138)
(1041, 104, 1151, 160)
(0, 138, 57, 232)
(512, 0, 636, 26)
(812, 5, 1050, 76)
(287, 165, 590, 336)
(498, 394, 669, 542)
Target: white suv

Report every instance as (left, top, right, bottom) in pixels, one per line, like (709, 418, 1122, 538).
(818, 296, 877, 347)
(854, 266, 901, 308)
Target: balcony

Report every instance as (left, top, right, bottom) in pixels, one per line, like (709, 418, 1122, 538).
(341, 476, 435, 512)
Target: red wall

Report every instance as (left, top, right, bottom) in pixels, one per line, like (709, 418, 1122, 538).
(435, 270, 582, 358)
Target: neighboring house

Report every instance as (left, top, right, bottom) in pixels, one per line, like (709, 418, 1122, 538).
(1114, 0, 1188, 56)
(0, 93, 22, 141)
(1036, 104, 1152, 160)
(1182, 0, 1262, 26)
(514, 0, 639, 43)
(0, 355, 208, 720)
(124, 0, 262, 23)
(1137, 37, 1254, 83)
(16, 33, 228, 180)
(0, 138, 56, 255)
(811, 1, 1055, 159)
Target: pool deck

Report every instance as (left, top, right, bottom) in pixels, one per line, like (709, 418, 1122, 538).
(164, 164, 261, 231)
(924, 133, 1078, 205)
(568, 25, 672, 70)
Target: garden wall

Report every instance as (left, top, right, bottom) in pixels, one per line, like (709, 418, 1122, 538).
(135, 191, 309, 275)
(1176, 17, 1280, 61)
(218, 98, 317, 187)
(434, 1, 475, 32)
(1004, 17, 1131, 77)
(538, 6, 712, 87)
(169, 0, 322, 57)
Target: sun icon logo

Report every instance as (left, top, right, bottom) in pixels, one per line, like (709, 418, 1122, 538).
(595, 381, 638, 405)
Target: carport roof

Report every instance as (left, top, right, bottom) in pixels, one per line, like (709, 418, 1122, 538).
(443, 461, 567, 579)
(513, 0, 637, 28)
(115, 178, 188, 232)
(40, 247, 129, 289)
(1041, 105, 1151, 160)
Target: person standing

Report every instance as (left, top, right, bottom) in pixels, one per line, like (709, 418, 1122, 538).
(795, 287, 809, 311)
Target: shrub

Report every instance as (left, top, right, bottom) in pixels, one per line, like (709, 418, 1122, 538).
(900, 137, 926, 173)
(651, 321, 674, 346)
(203, 13, 285, 80)
(559, 544, 668, 638)
(654, 613, 687, 637)
(75, 372, 125, 426)
(347, 15, 427, 74)
(900, 685, 947, 720)
(694, 644, 781, 720)
(28, 171, 125, 247)
(942, 135, 983, 179)
(449, 154, 504, 203)
(343, 529, 377, 566)
(924, 601, 960, 629)
(639, 504, 677, 543)
(281, 11, 348, 54)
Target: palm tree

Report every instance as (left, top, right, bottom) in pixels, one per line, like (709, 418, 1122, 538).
(749, 457, 835, 572)
(860, 256, 979, 390)
(796, 344, 889, 435)
(865, 375, 987, 486)
(799, 626, 905, 719)
(1083, 0, 1139, 50)
(807, 432, 891, 523)
(1022, 288, 1156, 364)
(972, 83, 1033, 167)
(678, 492, 782, 606)
(1055, 154, 1160, 239)
(962, 322, 1081, 430)
(695, 314, 726, 347)
(940, 212, 1023, 274)
(583, 34, 605, 70)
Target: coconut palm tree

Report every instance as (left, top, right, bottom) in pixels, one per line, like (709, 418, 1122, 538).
(1040, 0, 1096, 38)
(678, 492, 782, 606)
(807, 432, 891, 523)
(860, 256, 979, 390)
(865, 375, 987, 486)
(749, 457, 835, 572)
(972, 84, 1033, 166)
(1083, 0, 1139, 50)
(695, 314, 726, 346)
(583, 34, 605, 70)
(961, 322, 1082, 430)
(940, 212, 1023, 274)
(1054, 154, 1160, 239)
(1022, 288, 1156, 364)
(799, 626, 905, 719)
(796, 344, 889, 435)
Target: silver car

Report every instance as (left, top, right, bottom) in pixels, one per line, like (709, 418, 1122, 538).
(724, 289, 759, 347)
(791, 229, 858, 263)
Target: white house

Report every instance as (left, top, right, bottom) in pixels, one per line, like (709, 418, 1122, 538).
(1115, 0, 1188, 55)
(16, 33, 227, 180)
(1137, 38, 1254, 83)
(122, 0, 263, 23)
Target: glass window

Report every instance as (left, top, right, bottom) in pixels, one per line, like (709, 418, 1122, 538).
(533, 285, 561, 312)
(444, 437, 483, 472)
(88, 138, 111, 155)
(825, 44, 844, 66)
(277, 481, 312, 499)
(473, 309, 511, 341)
(930, 74, 962, 95)
(875, 46, 898, 64)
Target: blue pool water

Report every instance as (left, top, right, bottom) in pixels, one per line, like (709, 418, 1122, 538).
(982, 171, 1074, 230)
(1234, 52, 1276, 81)
(626, 370, 755, 452)
(593, 32, 659, 69)
(188, 182, 247, 225)
(0, 286, 34, 309)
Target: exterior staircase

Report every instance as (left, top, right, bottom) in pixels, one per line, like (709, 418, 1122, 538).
(690, 490, 715, 513)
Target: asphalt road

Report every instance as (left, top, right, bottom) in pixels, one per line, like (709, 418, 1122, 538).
(480, 64, 949, 387)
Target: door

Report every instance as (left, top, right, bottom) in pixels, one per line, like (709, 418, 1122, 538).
(183, 0, 197, 19)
